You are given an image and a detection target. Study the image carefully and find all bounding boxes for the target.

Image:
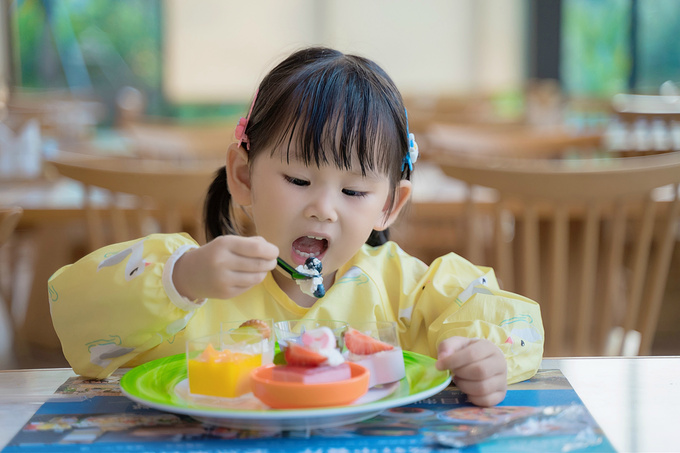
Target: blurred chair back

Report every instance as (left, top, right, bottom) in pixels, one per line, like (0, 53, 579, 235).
(120, 119, 234, 161)
(46, 156, 217, 251)
(0, 207, 23, 246)
(114, 88, 234, 161)
(432, 153, 680, 357)
(0, 206, 23, 310)
(391, 201, 467, 266)
(0, 206, 23, 369)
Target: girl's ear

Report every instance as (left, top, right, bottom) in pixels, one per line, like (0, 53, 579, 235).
(374, 179, 412, 231)
(225, 142, 252, 206)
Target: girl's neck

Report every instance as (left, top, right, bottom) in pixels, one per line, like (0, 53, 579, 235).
(272, 270, 336, 308)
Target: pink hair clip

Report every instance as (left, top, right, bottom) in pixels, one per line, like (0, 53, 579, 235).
(235, 89, 259, 150)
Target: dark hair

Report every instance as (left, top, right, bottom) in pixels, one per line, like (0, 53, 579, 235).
(204, 47, 412, 245)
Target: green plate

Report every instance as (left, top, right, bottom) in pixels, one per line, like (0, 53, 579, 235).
(120, 350, 450, 430)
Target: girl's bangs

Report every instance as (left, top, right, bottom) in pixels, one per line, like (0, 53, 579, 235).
(270, 75, 403, 178)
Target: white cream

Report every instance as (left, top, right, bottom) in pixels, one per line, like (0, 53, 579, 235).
(318, 347, 345, 367)
(300, 326, 344, 366)
(295, 261, 325, 298)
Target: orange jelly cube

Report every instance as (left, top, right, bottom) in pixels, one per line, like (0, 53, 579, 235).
(188, 344, 262, 398)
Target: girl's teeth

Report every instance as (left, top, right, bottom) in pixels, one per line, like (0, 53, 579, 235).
(293, 236, 326, 258)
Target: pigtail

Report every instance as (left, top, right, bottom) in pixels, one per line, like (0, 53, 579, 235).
(203, 166, 233, 241)
(367, 229, 389, 247)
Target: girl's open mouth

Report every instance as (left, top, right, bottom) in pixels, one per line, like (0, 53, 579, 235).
(291, 236, 328, 265)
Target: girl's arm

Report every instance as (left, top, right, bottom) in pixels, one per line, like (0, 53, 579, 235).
(49, 233, 277, 379)
(172, 235, 278, 301)
(396, 252, 544, 388)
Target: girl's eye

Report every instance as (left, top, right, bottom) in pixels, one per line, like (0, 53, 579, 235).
(284, 175, 309, 187)
(342, 188, 368, 198)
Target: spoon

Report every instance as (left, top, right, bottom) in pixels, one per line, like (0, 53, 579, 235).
(276, 258, 314, 280)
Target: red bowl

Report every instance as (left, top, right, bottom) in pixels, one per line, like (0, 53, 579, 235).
(250, 362, 369, 409)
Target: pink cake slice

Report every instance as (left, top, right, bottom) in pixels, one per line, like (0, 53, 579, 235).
(351, 347, 405, 387)
(270, 363, 352, 384)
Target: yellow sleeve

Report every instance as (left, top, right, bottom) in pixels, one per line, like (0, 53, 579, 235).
(397, 253, 544, 384)
(49, 233, 202, 379)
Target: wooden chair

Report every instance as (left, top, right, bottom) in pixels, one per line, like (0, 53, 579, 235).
(0, 207, 23, 368)
(46, 155, 219, 252)
(119, 118, 235, 161)
(390, 201, 467, 265)
(0, 207, 22, 247)
(430, 152, 680, 357)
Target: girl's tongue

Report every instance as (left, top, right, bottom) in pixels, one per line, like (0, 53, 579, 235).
(292, 236, 327, 262)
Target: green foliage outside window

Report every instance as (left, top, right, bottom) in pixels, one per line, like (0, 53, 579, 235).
(561, 0, 630, 97)
(562, 0, 680, 96)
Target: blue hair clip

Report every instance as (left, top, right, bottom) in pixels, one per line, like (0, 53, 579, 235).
(402, 109, 419, 172)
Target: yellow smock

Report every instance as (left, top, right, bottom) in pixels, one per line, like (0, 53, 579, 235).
(49, 233, 544, 381)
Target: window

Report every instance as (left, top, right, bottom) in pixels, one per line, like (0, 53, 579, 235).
(561, 0, 680, 96)
(11, 0, 162, 122)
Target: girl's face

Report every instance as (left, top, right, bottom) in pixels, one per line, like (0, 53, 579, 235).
(248, 149, 396, 277)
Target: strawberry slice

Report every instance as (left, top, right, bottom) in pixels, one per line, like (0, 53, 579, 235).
(284, 343, 327, 367)
(344, 328, 394, 355)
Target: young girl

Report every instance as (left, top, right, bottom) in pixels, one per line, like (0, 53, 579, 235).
(50, 47, 543, 407)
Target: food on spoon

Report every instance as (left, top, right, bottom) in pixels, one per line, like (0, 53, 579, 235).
(343, 327, 405, 387)
(295, 257, 325, 298)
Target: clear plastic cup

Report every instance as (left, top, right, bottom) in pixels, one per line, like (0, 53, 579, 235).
(221, 319, 275, 365)
(344, 321, 405, 387)
(186, 320, 274, 398)
(273, 319, 349, 349)
(347, 320, 401, 348)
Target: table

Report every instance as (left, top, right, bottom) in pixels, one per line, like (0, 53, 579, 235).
(0, 356, 678, 452)
(541, 357, 680, 453)
(425, 122, 604, 159)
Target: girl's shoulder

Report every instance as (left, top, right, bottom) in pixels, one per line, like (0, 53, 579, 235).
(352, 242, 492, 284)
(351, 241, 428, 275)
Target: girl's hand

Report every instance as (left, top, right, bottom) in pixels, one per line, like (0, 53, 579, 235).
(173, 235, 278, 301)
(435, 336, 507, 407)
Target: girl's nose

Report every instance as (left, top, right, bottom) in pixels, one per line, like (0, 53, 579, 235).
(304, 190, 338, 223)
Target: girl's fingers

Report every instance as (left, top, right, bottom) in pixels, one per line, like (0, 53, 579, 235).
(466, 390, 507, 408)
(437, 336, 474, 357)
(223, 270, 270, 288)
(227, 235, 279, 260)
(453, 372, 506, 397)
(438, 339, 491, 371)
(437, 339, 506, 381)
(454, 354, 506, 381)
(224, 253, 277, 273)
